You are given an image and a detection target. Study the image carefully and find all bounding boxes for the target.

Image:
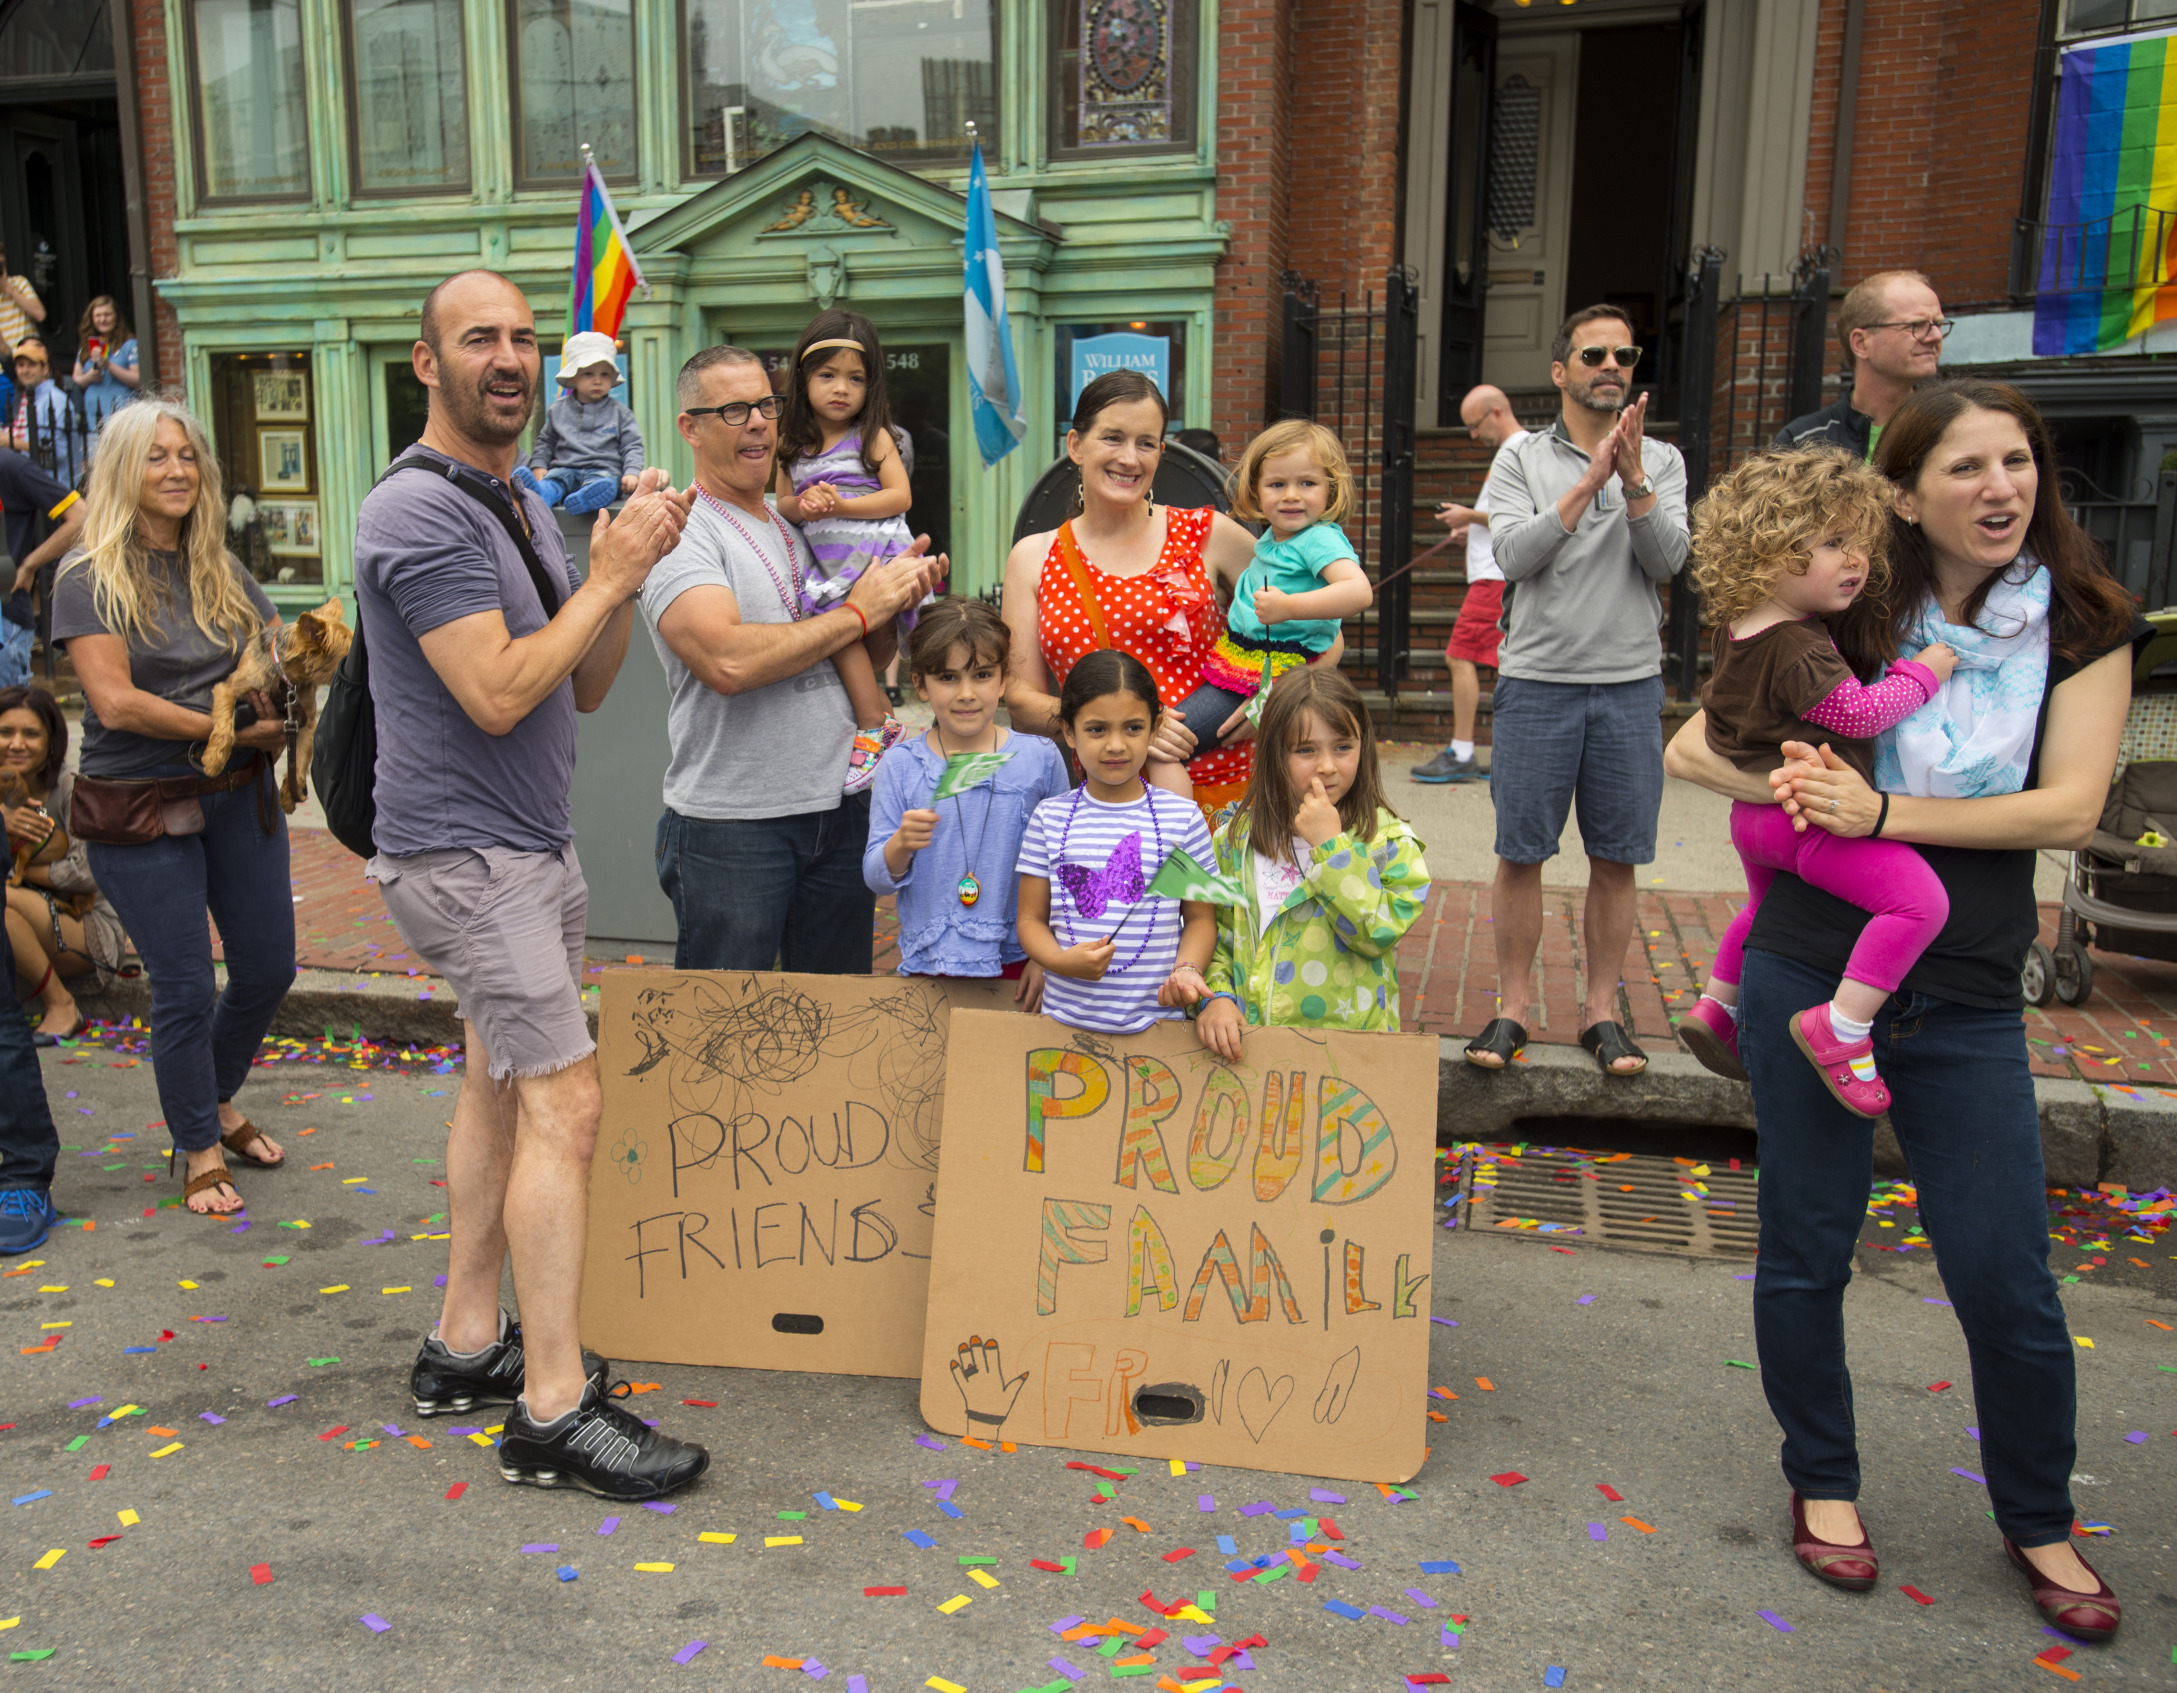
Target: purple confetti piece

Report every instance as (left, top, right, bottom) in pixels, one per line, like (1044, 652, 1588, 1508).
(1310, 1489, 1346, 1504)
(1576, 1294, 1596, 1305)
(1429, 1316, 1457, 1326)
(1370, 1606, 1411, 1625)
(2125, 1430, 2150, 1444)
(229, 1221, 250, 1233)
(379, 1423, 402, 1437)
(923, 1479, 958, 1501)
(1949, 1468, 1986, 1485)
(1049, 1659, 1084, 1678)
(1966, 1426, 1980, 1440)
(644, 1501, 677, 1514)
(1228, 1648, 1256, 1671)
(1441, 1625, 1460, 1649)
(1239, 1500, 1276, 1517)
(2044, 1625, 2073, 1641)
(1322, 1549, 1362, 1570)
(434, 1275, 447, 1287)
(915, 1435, 946, 1451)
(598, 1516, 620, 1535)
(1757, 1609, 1793, 1633)
(1732, 1273, 1756, 1280)
(848, 1680, 868, 1693)
(199, 1315, 227, 1322)
(1588, 1522, 1608, 1541)
(1923, 1297, 1953, 1306)
(520, 1543, 559, 1554)
(266, 1395, 297, 1409)
(671, 1640, 706, 1666)
(67, 1396, 101, 1409)
(1197, 1494, 1216, 1512)
(1181, 1634, 1221, 1653)
(359, 1614, 390, 1634)
(1404, 1588, 1439, 1609)
(802, 1663, 826, 1682)
(448, 1426, 480, 1436)
(201, 1412, 227, 1425)
(1048, 1616, 1084, 1635)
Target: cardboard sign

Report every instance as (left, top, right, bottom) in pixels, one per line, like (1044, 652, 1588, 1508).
(918, 1013, 1438, 1482)
(582, 970, 1018, 1378)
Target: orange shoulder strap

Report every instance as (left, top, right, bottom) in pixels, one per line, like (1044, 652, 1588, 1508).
(1053, 522, 1113, 653)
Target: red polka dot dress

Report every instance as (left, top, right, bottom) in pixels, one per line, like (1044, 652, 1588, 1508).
(1037, 506, 1253, 790)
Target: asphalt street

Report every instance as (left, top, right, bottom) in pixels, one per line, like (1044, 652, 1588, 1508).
(3, 1036, 2173, 1690)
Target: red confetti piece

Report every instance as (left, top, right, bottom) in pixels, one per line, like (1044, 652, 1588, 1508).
(1490, 1472, 1528, 1487)
(251, 1562, 273, 1584)
(1595, 1484, 1623, 1501)
(1406, 1677, 1451, 1687)
(318, 1426, 349, 1441)
(1137, 1630, 1168, 1648)
(87, 1465, 109, 1481)
(1927, 1381, 1952, 1393)
(1899, 1584, 1935, 1605)
(87, 1535, 121, 1549)
(681, 1399, 717, 1407)
(1162, 1547, 1195, 1562)
(1066, 1462, 1129, 1480)
(1318, 1516, 1343, 1540)
(863, 1585, 906, 1596)
(1030, 1558, 1067, 1572)
(444, 1482, 466, 1501)
(1084, 1528, 1113, 1549)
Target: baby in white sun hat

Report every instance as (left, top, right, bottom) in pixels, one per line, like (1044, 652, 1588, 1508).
(515, 329, 645, 514)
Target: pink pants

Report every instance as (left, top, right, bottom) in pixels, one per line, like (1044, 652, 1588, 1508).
(1711, 800, 1949, 994)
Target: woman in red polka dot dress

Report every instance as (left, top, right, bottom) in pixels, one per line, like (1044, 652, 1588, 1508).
(1000, 372, 1274, 814)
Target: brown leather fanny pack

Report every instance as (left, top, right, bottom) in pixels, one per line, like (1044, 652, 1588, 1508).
(70, 753, 267, 847)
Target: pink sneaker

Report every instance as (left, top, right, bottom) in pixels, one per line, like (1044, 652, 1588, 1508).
(1790, 1004, 1891, 1119)
(1676, 997, 1747, 1082)
(844, 715, 907, 794)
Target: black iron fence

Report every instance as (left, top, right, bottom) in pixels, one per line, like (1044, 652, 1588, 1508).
(2014, 205, 2177, 301)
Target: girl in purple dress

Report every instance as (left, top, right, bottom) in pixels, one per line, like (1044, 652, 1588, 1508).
(774, 309, 927, 793)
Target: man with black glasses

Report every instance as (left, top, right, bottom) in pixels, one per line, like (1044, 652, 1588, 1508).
(1775, 270, 1948, 460)
(1462, 305, 1690, 1082)
(642, 346, 941, 972)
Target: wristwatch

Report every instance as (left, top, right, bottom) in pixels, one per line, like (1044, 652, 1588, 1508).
(1623, 475, 1654, 501)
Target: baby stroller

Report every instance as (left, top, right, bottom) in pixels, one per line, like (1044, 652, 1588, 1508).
(2023, 612, 2177, 1005)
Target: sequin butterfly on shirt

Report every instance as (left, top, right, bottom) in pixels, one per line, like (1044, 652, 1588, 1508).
(1058, 832, 1145, 920)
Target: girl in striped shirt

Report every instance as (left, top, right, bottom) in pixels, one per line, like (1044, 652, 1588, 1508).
(1017, 651, 1218, 1034)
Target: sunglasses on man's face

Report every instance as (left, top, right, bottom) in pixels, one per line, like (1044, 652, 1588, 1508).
(682, 395, 782, 426)
(1574, 345, 1643, 368)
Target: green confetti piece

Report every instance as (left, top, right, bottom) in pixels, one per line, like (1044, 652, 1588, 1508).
(307, 1357, 340, 1366)
(958, 1555, 997, 1565)
(1059, 1556, 1077, 1576)
(262, 1255, 290, 1265)
(775, 1510, 807, 1520)
(1724, 1360, 1757, 1369)
(65, 1435, 88, 1452)
(1253, 1562, 1292, 1583)
(10, 1650, 57, 1662)
(1110, 1668, 1159, 1681)
(1097, 1637, 1127, 1659)
(1195, 1589, 1215, 1613)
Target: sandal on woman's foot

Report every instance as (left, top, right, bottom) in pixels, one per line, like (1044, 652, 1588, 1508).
(1580, 1020, 1648, 1076)
(220, 1119, 282, 1168)
(32, 1014, 88, 1049)
(2005, 1538, 2121, 1642)
(1464, 1018, 1527, 1070)
(182, 1161, 242, 1216)
(1676, 998, 1746, 1082)
(1790, 1493, 1877, 1591)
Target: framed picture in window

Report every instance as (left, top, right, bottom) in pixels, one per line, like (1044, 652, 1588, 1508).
(260, 498, 320, 556)
(257, 428, 310, 494)
(253, 370, 309, 421)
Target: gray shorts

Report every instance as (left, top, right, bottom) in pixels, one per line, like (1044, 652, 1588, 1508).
(370, 843, 593, 1080)
(1488, 674, 1666, 865)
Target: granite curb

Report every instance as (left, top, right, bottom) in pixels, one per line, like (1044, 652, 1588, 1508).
(71, 970, 2175, 1186)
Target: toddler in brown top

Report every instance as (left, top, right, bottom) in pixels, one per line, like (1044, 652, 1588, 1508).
(1678, 449, 1957, 1120)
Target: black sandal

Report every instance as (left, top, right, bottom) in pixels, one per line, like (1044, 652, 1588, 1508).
(1465, 1018, 1527, 1070)
(1581, 1020, 1648, 1076)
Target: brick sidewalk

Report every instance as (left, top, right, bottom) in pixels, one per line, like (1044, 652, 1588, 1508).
(259, 828, 2177, 1094)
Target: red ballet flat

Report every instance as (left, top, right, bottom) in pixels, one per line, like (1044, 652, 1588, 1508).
(1790, 1492, 1877, 1591)
(2005, 1537, 2121, 1643)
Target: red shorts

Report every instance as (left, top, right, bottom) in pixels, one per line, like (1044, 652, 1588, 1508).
(1445, 579, 1504, 668)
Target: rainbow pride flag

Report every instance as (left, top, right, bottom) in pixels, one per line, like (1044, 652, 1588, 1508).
(2034, 29, 2177, 355)
(568, 158, 644, 341)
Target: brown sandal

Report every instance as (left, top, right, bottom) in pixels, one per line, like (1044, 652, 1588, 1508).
(181, 1160, 242, 1214)
(220, 1119, 281, 1168)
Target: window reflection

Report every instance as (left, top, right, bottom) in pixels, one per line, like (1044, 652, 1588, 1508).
(348, 0, 471, 195)
(190, 0, 310, 202)
(512, 0, 638, 185)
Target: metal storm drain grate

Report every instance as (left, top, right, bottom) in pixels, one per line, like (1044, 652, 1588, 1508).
(1453, 1144, 1760, 1259)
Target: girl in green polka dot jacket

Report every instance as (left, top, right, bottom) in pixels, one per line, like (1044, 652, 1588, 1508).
(1193, 667, 1432, 1061)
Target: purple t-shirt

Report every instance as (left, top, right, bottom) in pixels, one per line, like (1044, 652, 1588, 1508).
(353, 447, 582, 854)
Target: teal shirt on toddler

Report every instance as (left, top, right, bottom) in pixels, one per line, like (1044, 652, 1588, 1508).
(1224, 521, 1360, 651)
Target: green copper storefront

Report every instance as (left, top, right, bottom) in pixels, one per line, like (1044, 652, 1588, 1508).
(152, 0, 1227, 618)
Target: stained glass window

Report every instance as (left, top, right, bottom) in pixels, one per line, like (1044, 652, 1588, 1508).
(1050, 0, 1197, 158)
(509, 0, 637, 186)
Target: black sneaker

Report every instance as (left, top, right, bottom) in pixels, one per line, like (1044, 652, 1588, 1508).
(496, 1379, 710, 1501)
(410, 1312, 607, 1418)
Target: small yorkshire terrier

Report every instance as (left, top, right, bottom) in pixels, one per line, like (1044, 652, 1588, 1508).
(200, 599, 354, 814)
(1, 768, 31, 884)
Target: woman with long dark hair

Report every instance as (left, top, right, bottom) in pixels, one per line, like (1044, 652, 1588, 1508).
(1666, 378, 2139, 1641)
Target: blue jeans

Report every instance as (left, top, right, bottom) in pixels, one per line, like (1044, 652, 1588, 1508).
(1740, 947, 2077, 1546)
(656, 795, 875, 973)
(0, 919, 58, 1191)
(86, 760, 296, 1154)
(0, 618, 31, 689)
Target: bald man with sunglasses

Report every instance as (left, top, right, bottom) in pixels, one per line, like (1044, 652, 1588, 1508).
(1463, 304, 1690, 1082)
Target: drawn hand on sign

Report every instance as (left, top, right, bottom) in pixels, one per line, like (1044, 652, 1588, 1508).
(950, 1335, 1029, 1434)
(1313, 1346, 1360, 1424)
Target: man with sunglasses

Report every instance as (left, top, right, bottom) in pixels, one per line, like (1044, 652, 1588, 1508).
(1463, 304, 1689, 1082)
(1774, 270, 1949, 461)
(642, 345, 942, 974)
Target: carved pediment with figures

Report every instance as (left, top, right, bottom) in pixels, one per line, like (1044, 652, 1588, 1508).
(758, 180, 895, 238)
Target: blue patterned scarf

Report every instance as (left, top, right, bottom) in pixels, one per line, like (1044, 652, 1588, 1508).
(1872, 559, 2052, 799)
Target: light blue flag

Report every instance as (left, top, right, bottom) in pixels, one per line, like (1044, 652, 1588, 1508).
(964, 141, 1026, 466)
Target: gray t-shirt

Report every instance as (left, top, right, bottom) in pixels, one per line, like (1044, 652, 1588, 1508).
(353, 447, 583, 854)
(639, 493, 854, 821)
(50, 546, 278, 777)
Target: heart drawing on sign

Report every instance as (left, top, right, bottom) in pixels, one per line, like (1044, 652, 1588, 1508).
(1234, 1367, 1295, 1442)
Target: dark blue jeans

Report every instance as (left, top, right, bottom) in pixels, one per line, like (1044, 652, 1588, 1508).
(656, 794, 875, 973)
(0, 920, 58, 1191)
(1741, 948, 2076, 1546)
(86, 761, 296, 1155)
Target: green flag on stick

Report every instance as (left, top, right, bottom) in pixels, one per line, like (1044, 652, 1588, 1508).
(1145, 847, 1250, 908)
(1242, 662, 1280, 730)
(931, 749, 1015, 801)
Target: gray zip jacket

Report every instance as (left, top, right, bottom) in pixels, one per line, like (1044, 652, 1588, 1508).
(1481, 417, 1691, 685)
(529, 393, 645, 478)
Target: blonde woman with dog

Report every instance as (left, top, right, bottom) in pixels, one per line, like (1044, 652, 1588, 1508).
(48, 396, 296, 1218)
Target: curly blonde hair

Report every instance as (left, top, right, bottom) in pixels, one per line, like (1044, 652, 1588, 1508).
(1690, 447, 1896, 628)
(1231, 419, 1355, 525)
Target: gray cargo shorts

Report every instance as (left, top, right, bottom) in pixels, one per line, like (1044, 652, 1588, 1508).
(369, 842, 593, 1081)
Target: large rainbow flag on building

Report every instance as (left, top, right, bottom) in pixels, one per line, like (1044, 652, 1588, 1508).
(2034, 29, 2177, 355)
(567, 154, 645, 341)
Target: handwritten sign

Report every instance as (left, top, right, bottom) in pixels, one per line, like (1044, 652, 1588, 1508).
(918, 1012, 1436, 1481)
(582, 971, 1018, 1378)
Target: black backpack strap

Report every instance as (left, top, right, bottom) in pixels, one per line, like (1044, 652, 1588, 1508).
(379, 450, 565, 618)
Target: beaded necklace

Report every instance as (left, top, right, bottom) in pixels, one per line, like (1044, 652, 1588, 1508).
(1056, 779, 1164, 979)
(696, 483, 803, 619)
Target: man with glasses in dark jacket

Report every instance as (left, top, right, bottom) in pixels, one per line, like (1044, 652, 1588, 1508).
(1774, 271, 1948, 461)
